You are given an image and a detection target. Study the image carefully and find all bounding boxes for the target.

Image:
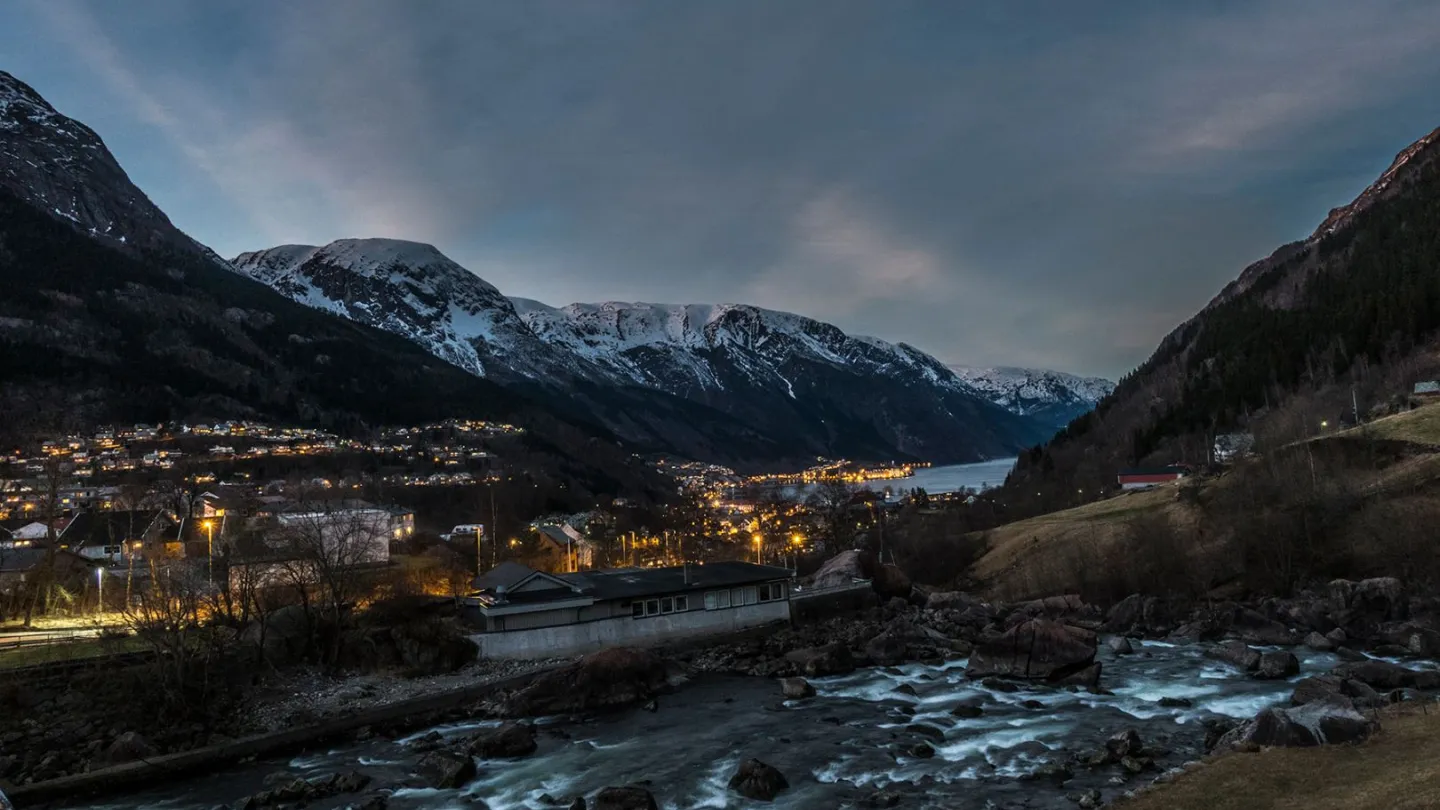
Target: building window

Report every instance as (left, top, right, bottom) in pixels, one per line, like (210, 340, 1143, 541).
(674, 595, 689, 612)
(704, 592, 717, 610)
(632, 602, 644, 618)
(732, 586, 758, 606)
(759, 583, 772, 602)
(661, 597, 674, 614)
(645, 599, 660, 616)
(103, 544, 122, 556)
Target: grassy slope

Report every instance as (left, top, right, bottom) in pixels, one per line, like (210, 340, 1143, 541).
(1117, 705, 1440, 810)
(971, 405, 1440, 599)
(969, 485, 1190, 597)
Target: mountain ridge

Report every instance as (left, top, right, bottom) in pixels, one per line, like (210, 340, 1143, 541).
(1006, 122, 1440, 509)
(232, 238, 1056, 464)
(949, 365, 1114, 430)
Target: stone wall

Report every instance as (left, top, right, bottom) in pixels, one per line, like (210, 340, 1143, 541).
(471, 600, 793, 659)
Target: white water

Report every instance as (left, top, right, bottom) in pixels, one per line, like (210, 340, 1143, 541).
(89, 640, 1439, 810)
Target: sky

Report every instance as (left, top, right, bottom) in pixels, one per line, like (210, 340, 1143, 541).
(5, 1, 1440, 380)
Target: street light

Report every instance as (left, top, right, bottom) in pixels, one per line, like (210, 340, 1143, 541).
(752, 533, 763, 564)
(201, 519, 215, 584)
(95, 566, 103, 614)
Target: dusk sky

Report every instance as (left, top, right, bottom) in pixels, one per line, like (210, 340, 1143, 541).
(6, 0, 1440, 379)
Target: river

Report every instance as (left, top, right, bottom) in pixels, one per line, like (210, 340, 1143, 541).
(87, 642, 1437, 810)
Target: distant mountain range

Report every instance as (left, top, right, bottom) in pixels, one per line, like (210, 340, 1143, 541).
(949, 366, 1114, 431)
(232, 240, 1066, 465)
(1, 67, 1103, 470)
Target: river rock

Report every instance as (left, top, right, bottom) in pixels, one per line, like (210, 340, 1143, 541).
(950, 700, 984, 718)
(1054, 662, 1103, 689)
(468, 722, 537, 758)
(728, 758, 789, 801)
(1007, 594, 1099, 626)
(1304, 631, 1334, 651)
(1207, 640, 1261, 671)
(1107, 636, 1134, 656)
(964, 619, 1097, 682)
(103, 731, 155, 765)
(593, 786, 659, 810)
(908, 742, 935, 758)
(1221, 702, 1374, 748)
(1231, 608, 1295, 646)
(1409, 628, 1440, 657)
(415, 750, 476, 789)
(926, 591, 982, 611)
(779, 677, 815, 699)
(500, 647, 670, 716)
(864, 632, 909, 666)
(1157, 696, 1192, 708)
(1332, 660, 1422, 691)
(906, 724, 945, 742)
(1105, 728, 1144, 759)
(1255, 651, 1300, 680)
(786, 643, 856, 677)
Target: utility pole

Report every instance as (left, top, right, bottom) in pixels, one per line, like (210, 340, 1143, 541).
(489, 486, 498, 567)
(1353, 384, 1360, 425)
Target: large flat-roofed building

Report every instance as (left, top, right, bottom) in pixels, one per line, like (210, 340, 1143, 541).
(465, 560, 794, 659)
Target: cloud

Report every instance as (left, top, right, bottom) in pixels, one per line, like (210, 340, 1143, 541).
(18, 0, 1440, 379)
(745, 191, 952, 319)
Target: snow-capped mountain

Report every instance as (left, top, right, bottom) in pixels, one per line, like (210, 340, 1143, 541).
(950, 366, 1114, 430)
(233, 239, 1054, 463)
(232, 240, 569, 379)
(0, 70, 222, 265)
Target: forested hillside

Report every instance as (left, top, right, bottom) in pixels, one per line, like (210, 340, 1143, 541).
(1006, 126, 1440, 511)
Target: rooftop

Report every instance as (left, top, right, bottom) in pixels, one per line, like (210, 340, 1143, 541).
(472, 560, 793, 604)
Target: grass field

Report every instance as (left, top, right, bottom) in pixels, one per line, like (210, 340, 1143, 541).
(968, 485, 1186, 597)
(1327, 401, 1440, 447)
(0, 635, 147, 671)
(1116, 704, 1440, 810)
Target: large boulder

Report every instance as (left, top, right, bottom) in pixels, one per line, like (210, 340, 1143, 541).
(1304, 631, 1334, 651)
(593, 786, 659, 810)
(1231, 608, 1295, 646)
(1332, 660, 1427, 691)
(779, 677, 816, 699)
(965, 619, 1096, 682)
(500, 647, 670, 717)
(874, 565, 913, 601)
(467, 722, 537, 758)
(1255, 651, 1300, 680)
(1207, 640, 1261, 672)
(785, 643, 856, 677)
(1101, 594, 1181, 636)
(415, 750, 476, 789)
(103, 731, 155, 765)
(1221, 703, 1374, 748)
(728, 758, 789, 801)
(809, 550, 873, 589)
(863, 632, 909, 666)
(1006, 595, 1100, 626)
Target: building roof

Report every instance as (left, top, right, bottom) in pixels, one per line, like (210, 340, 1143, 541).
(61, 510, 167, 550)
(562, 561, 792, 601)
(472, 560, 794, 604)
(474, 561, 548, 592)
(0, 545, 91, 573)
(1118, 466, 1188, 477)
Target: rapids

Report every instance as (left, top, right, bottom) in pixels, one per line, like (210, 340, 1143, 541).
(87, 641, 1438, 810)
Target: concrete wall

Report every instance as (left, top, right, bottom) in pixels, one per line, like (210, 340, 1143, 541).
(472, 600, 792, 659)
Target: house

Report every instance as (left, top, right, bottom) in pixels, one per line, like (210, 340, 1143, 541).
(1117, 466, 1188, 490)
(533, 524, 595, 571)
(1213, 433, 1256, 464)
(61, 509, 175, 565)
(272, 504, 393, 566)
(1414, 381, 1440, 398)
(465, 560, 794, 659)
(0, 516, 76, 547)
(0, 546, 94, 597)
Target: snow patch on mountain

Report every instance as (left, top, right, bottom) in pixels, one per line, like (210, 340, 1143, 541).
(950, 365, 1114, 427)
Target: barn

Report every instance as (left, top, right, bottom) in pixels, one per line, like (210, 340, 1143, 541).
(1116, 466, 1188, 490)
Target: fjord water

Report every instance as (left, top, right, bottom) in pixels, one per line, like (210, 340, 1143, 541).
(90, 642, 1437, 810)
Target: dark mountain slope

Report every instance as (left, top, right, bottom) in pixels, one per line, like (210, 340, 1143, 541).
(1006, 125, 1440, 508)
